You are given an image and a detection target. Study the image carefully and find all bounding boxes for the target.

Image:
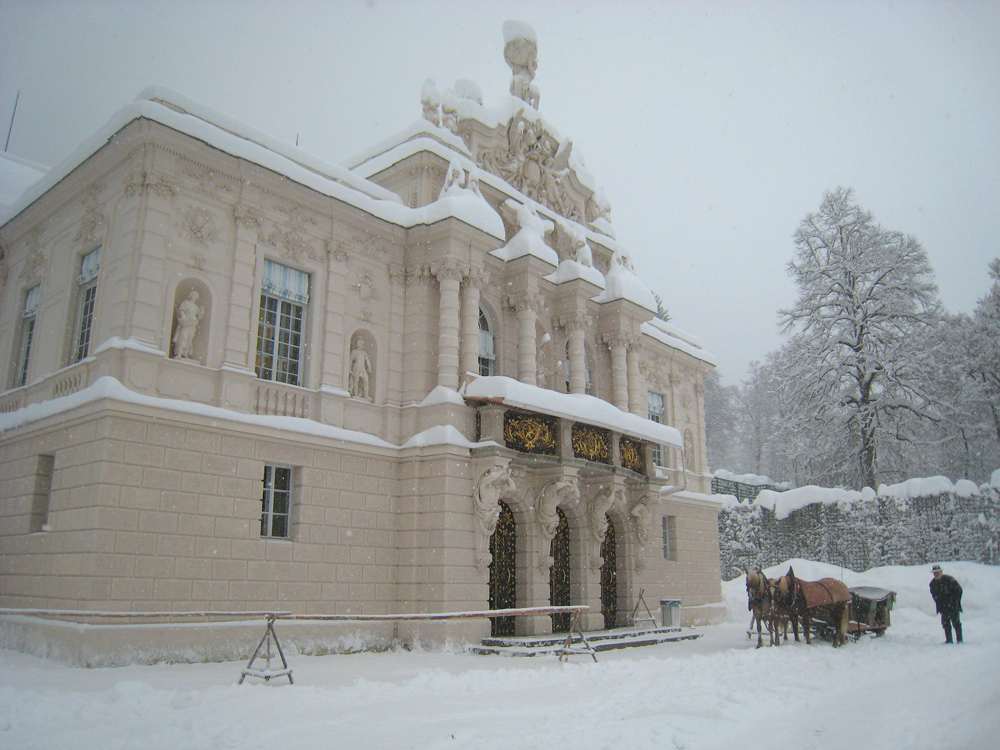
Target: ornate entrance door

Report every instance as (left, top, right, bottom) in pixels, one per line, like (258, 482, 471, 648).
(489, 501, 516, 637)
(549, 507, 571, 633)
(600, 517, 617, 629)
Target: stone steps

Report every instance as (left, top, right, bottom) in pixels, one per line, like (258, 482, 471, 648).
(472, 626, 701, 656)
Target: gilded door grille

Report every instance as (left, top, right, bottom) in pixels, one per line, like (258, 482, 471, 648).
(600, 517, 617, 629)
(549, 508, 571, 633)
(489, 501, 516, 637)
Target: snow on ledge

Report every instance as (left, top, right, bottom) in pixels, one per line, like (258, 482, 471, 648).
(460, 375, 682, 448)
(0, 377, 490, 453)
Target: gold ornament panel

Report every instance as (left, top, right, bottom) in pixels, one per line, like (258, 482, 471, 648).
(572, 423, 610, 464)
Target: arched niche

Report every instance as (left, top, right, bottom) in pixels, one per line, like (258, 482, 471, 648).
(169, 278, 212, 364)
(346, 329, 377, 401)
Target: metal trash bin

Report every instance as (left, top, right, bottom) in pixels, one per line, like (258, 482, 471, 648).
(660, 599, 681, 628)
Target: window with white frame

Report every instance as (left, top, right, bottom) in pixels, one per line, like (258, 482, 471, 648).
(478, 307, 496, 376)
(662, 515, 677, 560)
(13, 285, 40, 387)
(256, 260, 308, 386)
(260, 464, 292, 539)
(72, 248, 100, 363)
(648, 391, 665, 466)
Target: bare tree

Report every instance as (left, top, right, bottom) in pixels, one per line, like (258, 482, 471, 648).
(778, 188, 941, 488)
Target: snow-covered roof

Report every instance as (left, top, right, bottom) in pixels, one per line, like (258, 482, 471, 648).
(0, 152, 48, 214)
(0, 87, 505, 240)
(641, 317, 717, 367)
(460, 375, 683, 449)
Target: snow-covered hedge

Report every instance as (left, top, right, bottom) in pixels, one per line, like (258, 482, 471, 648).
(716, 475, 1000, 580)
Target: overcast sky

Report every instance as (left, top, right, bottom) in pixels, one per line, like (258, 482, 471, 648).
(2, 0, 998, 384)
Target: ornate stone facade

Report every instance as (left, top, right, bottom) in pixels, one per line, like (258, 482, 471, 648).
(0, 22, 720, 662)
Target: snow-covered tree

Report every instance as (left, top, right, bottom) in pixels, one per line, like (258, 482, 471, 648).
(964, 258, 1000, 451)
(703, 370, 740, 471)
(778, 188, 942, 489)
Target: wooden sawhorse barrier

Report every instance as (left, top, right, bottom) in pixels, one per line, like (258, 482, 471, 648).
(240, 605, 596, 684)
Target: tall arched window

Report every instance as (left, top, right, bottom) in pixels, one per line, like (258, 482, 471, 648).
(478, 307, 496, 376)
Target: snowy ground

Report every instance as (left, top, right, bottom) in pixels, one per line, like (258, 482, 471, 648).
(2, 560, 998, 750)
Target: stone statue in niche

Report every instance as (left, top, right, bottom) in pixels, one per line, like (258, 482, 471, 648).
(630, 491, 661, 570)
(473, 464, 517, 570)
(172, 291, 204, 359)
(348, 336, 373, 400)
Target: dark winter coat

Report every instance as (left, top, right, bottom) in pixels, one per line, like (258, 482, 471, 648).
(930, 574, 963, 616)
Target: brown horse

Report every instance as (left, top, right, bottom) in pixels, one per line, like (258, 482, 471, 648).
(745, 569, 777, 648)
(771, 567, 851, 647)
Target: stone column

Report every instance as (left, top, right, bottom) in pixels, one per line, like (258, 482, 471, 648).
(602, 332, 630, 412)
(460, 271, 485, 380)
(559, 313, 591, 395)
(508, 292, 538, 386)
(432, 260, 466, 390)
(627, 341, 643, 417)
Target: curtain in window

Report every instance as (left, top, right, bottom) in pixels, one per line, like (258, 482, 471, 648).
(262, 259, 310, 303)
(22, 285, 40, 317)
(79, 248, 101, 284)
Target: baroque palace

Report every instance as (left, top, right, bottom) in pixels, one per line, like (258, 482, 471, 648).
(0, 21, 723, 660)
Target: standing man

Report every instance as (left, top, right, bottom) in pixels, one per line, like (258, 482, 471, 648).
(929, 564, 963, 644)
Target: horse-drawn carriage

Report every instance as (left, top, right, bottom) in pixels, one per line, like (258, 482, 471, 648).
(811, 586, 896, 642)
(746, 567, 896, 648)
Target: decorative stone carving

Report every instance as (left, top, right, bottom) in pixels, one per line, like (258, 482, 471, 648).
(171, 290, 204, 359)
(599, 331, 637, 351)
(536, 475, 579, 569)
(430, 257, 468, 283)
(182, 164, 233, 198)
(176, 206, 220, 247)
(124, 169, 177, 198)
(683, 428, 696, 472)
(503, 20, 540, 109)
(556, 312, 592, 331)
(554, 220, 593, 266)
(233, 204, 263, 231)
(630, 491, 660, 570)
(18, 231, 45, 283)
(326, 239, 349, 263)
(353, 271, 378, 303)
(479, 109, 579, 220)
(348, 335, 373, 400)
(504, 290, 540, 314)
(420, 78, 441, 126)
(588, 484, 625, 569)
(74, 183, 107, 246)
(473, 464, 517, 570)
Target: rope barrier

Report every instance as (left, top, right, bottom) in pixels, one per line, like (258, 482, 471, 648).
(0, 604, 598, 682)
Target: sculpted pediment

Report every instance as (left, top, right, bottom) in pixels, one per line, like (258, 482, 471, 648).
(419, 20, 613, 234)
